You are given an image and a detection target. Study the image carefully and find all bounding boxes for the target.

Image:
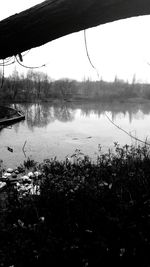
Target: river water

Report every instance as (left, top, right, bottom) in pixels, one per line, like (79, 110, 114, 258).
(0, 100, 150, 168)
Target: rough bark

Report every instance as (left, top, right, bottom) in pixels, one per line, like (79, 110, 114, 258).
(0, 0, 150, 59)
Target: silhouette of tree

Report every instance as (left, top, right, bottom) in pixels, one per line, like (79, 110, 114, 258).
(0, 0, 150, 59)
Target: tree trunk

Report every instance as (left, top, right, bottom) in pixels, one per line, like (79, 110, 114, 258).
(0, 0, 150, 59)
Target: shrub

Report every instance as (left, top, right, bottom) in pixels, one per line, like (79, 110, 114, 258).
(1, 144, 150, 266)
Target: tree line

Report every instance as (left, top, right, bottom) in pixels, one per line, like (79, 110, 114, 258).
(0, 69, 150, 102)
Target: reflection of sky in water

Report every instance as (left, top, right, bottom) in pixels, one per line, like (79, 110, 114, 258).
(0, 101, 150, 168)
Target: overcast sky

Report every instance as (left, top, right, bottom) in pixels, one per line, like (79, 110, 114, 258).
(1, 0, 150, 83)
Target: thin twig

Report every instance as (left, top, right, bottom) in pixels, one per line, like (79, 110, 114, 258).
(15, 55, 46, 69)
(22, 140, 27, 157)
(105, 113, 150, 146)
(84, 30, 100, 78)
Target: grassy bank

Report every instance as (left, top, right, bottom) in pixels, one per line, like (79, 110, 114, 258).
(1, 143, 150, 266)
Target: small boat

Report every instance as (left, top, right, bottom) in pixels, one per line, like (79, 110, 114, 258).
(0, 106, 25, 127)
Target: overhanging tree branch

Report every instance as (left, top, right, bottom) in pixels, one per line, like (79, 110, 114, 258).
(0, 0, 150, 59)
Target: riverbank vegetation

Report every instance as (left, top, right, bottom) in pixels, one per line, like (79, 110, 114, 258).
(1, 69, 150, 103)
(1, 143, 150, 266)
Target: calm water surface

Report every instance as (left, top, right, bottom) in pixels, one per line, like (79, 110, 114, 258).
(1, 100, 150, 168)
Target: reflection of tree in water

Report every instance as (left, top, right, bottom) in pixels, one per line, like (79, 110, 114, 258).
(7, 100, 150, 132)
(14, 102, 75, 130)
(15, 103, 55, 130)
(78, 101, 150, 123)
(53, 104, 74, 122)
